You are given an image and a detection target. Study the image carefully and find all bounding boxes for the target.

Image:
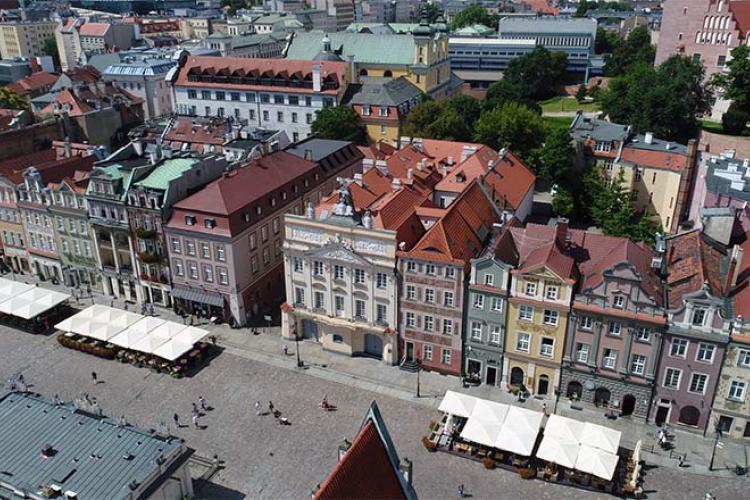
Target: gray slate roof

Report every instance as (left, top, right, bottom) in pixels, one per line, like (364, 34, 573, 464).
(497, 16, 598, 37)
(285, 31, 416, 65)
(349, 76, 422, 106)
(0, 390, 189, 500)
(570, 114, 631, 143)
(286, 138, 353, 162)
(704, 155, 750, 201)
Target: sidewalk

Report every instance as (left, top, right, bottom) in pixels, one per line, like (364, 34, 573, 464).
(13, 273, 750, 478)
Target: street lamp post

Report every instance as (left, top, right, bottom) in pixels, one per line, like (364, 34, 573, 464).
(416, 360, 421, 398)
(295, 335, 302, 368)
(709, 425, 722, 471)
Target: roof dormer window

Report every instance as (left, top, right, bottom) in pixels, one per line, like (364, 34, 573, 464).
(185, 215, 196, 226)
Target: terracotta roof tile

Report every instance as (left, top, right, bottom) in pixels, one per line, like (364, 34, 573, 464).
(620, 146, 689, 172)
(730, 1, 750, 37)
(0, 149, 56, 184)
(666, 230, 725, 308)
(6, 72, 58, 96)
(78, 23, 111, 37)
(479, 150, 536, 210)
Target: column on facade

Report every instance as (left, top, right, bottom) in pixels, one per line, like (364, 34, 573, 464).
(645, 331, 662, 382)
(563, 311, 578, 364)
(620, 326, 634, 376)
(589, 317, 603, 369)
(110, 231, 120, 272)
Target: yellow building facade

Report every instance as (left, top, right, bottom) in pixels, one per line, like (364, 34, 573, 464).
(0, 21, 57, 59)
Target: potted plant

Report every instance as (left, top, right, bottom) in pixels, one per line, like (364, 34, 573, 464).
(482, 456, 495, 469)
(421, 436, 437, 451)
(517, 466, 536, 479)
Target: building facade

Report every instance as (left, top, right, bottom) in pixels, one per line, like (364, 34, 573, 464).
(711, 330, 750, 439)
(57, 19, 135, 71)
(102, 55, 175, 120)
(0, 20, 57, 59)
(349, 76, 422, 144)
(169, 55, 348, 143)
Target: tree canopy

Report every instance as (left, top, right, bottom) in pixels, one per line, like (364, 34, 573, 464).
(403, 97, 477, 142)
(473, 102, 545, 162)
(601, 55, 710, 143)
(712, 44, 750, 110)
(604, 26, 655, 76)
(422, 2, 443, 23)
(0, 88, 29, 111)
(452, 4, 498, 29)
(41, 36, 60, 71)
(311, 106, 367, 145)
(595, 26, 621, 54)
(484, 47, 567, 109)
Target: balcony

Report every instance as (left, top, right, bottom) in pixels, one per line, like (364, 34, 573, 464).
(135, 227, 156, 240)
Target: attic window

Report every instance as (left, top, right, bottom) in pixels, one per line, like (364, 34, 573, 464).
(244, 212, 251, 223)
(204, 218, 216, 229)
(185, 215, 196, 226)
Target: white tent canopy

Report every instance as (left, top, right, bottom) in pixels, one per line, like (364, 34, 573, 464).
(173, 326, 209, 345)
(536, 436, 580, 469)
(543, 414, 585, 443)
(438, 390, 478, 418)
(575, 445, 619, 480)
(469, 399, 509, 424)
(0, 278, 33, 303)
(149, 321, 189, 342)
(0, 287, 70, 319)
(494, 406, 544, 456)
(580, 422, 622, 455)
(460, 418, 503, 447)
(153, 340, 194, 361)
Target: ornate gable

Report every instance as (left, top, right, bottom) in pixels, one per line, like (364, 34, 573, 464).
(305, 238, 372, 266)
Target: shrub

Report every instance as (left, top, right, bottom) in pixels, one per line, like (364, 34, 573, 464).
(722, 103, 749, 135)
(518, 467, 537, 479)
(421, 436, 436, 451)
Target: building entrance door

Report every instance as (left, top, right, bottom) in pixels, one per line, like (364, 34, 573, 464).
(406, 342, 414, 361)
(302, 320, 319, 340)
(537, 375, 550, 395)
(486, 366, 497, 386)
(655, 402, 670, 426)
(364, 334, 383, 358)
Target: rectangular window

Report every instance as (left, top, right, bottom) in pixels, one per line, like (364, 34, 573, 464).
(201, 90, 210, 100)
(692, 307, 707, 326)
(423, 345, 433, 361)
(489, 325, 501, 344)
(218, 267, 228, 285)
(580, 316, 593, 330)
(663, 368, 681, 389)
(202, 264, 213, 282)
(314, 291, 324, 310)
(335, 295, 345, 316)
(406, 312, 416, 327)
(484, 274, 494, 286)
(171, 238, 181, 253)
(313, 260, 324, 276)
(425, 288, 435, 303)
(524, 281, 537, 296)
(354, 268, 365, 284)
(288, 96, 299, 105)
(608, 321, 622, 335)
(376, 272, 387, 289)
(424, 315, 434, 331)
(491, 297, 502, 311)
(406, 285, 416, 300)
(696, 343, 715, 363)
(602, 349, 617, 369)
(473, 294, 484, 309)
(519, 305, 534, 321)
(471, 321, 482, 341)
(376, 304, 387, 323)
(445, 267, 456, 279)
(216, 245, 226, 262)
(636, 327, 651, 342)
(277, 111, 284, 122)
(293, 257, 303, 273)
(729, 380, 747, 401)
(186, 240, 196, 256)
(188, 261, 198, 279)
(689, 373, 708, 394)
(739, 349, 750, 368)
(540, 337, 554, 357)
(442, 319, 453, 335)
(630, 354, 646, 375)
(576, 343, 589, 363)
(406, 261, 416, 273)
(294, 287, 305, 306)
(174, 259, 184, 276)
(215, 91, 225, 100)
(355, 299, 366, 319)
(543, 309, 558, 326)
(291, 112, 298, 123)
(426, 263, 436, 275)
(334, 264, 344, 280)
(516, 332, 530, 352)
(200, 242, 210, 259)
(441, 349, 451, 365)
(670, 338, 688, 358)
(545, 285, 558, 300)
(444, 291, 454, 307)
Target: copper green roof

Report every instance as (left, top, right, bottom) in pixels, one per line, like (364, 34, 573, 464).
(286, 31, 416, 65)
(134, 158, 200, 191)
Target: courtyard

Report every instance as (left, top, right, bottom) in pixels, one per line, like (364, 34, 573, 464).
(0, 323, 747, 499)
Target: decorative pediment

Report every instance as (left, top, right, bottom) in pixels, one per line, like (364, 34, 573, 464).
(305, 240, 372, 266)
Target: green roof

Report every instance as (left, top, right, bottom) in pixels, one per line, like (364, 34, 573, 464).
(286, 31, 415, 65)
(134, 157, 201, 197)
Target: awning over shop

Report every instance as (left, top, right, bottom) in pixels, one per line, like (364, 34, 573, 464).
(0, 287, 70, 320)
(171, 285, 224, 307)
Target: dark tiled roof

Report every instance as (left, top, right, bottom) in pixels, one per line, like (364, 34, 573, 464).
(349, 76, 422, 107)
(666, 230, 726, 308)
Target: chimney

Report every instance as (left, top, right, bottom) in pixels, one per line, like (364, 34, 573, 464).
(460, 146, 476, 163)
(440, 165, 447, 178)
(399, 458, 413, 485)
(407, 168, 413, 180)
(399, 136, 412, 147)
(375, 160, 388, 175)
(398, 241, 406, 250)
(644, 132, 653, 144)
(391, 178, 402, 191)
(304, 149, 313, 161)
(353, 173, 364, 187)
(724, 244, 744, 296)
(412, 137, 423, 151)
(312, 64, 321, 92)
(362, 158, 374, 172)
(447, 156, 454, 165)
(555, 218, 569, 246)
(64, 137, 72, 158)
(362, 210, 374, 229)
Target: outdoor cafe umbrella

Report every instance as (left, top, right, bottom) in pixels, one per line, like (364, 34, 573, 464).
(460, 418, 503, 448)
(131, 335, 169, 354)
(438, 390, 478, 419)
(575, 445, 619, 481)
(536, 435, 580, 469)
(580, 422, 622, 455)
(153, 339, 194, 361)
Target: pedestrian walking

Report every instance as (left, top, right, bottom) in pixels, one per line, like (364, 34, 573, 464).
(173, 413, 180, 427)
(199, 396, 207, 411)
(283, 345, 288, 356)
(542, 402, 547, 416)
(458, 484, 464, 498)
(91, 371, 97, 384)
(18, 374, 24, 384)
(254, 401, 262, 416)
(192, 414, 199, 428)
(268, 401, 275, 413)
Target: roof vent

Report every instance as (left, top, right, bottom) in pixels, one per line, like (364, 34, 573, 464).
(41, 444, 55, 458)
(64, 491, 78, 499)
(644, 132, 653, 144)
(122, 453, 134, 461)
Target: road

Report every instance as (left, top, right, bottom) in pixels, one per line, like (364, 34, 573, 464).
(0, 324, 746, 499)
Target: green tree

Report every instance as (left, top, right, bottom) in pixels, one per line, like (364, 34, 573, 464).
(485, 47, 567, 108)
(595, 27, 622, 54)
(474, 102, 545, 162)
(712, 45, 750, 110)
(721, 102, 749, 135)
(311, 106, 367, 145)
(601, 55, 710, 143)
(605, 26, 655, 76)
(403, 100, 442, 137)
(444, 95, 481, 127)
(452, 4, 497, 29)
(537, 127, 575, 184)
(584, 167, 660, 243)
(423, 2, 443, 23)
(552, 187, 576, 218)
(575, 1, 589, 17)
(0, 88, 29, 111)
(403, 99, 474, 141)
(41, 36, 60, 70)
(575, 85, 587, 103)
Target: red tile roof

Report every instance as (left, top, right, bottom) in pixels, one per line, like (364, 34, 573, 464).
(730, 1, 750, 37)
(172, 151, 316, 217)
(519, 0, 560, 15)
(65, 66, 101, 84)
(40, 88, 94, 117)
(78, 22, 111, 37)
(666, 230, 725, 308)
(174, 56, 346, 96)
(164, 118, 229, 150)
(620, 145, 690, 172)
(0, 149, 56, 184)
(477, 150, 536, 211)
(6, 72, 58, 96)
(434, 145, 495, 193)
(0, 149, 95, 186)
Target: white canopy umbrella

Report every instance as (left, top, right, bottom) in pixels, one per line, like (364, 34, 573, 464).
(580, 422, 622, 454)
(493, 405, 544, 456)
(575, 445, 619, 480)
(109, 327, 150, 349)
(494, 428, 539, 456)
(172, 326, 209, 345)
(0, 277, 33, 302)
(149, 321, 188, 342)
(469, 399, 510, 424)
(0, 287, 69, 319)
(131, 335, 169, 354)
(536, 436, 580, 469)
(543, 414, 585, 443)
(438, 390, 478, 418)
(125, 316, 166, 334)
(86, 321, 125, 341)
(153, 340, 193, 361)
(460, 418, 503, 448)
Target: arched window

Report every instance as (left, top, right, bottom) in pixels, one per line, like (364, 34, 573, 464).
(678, 406, 701, 426)
(359, 68, 368, 77)
(594, 387, 611, 405)
(510, 367, 524, 385)
(332, 334, 343, 343)
(383, 70, 393, 77)
(567, 381, 583, 399)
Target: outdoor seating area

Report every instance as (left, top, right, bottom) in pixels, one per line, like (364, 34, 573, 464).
(425, 391, 642, 497)
(55, 305, 211, 377)
(0, 277, 70, 334)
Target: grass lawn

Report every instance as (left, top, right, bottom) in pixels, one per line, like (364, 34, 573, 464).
(699, 118, 724, 134)
(543, 115, 574, 133)
(540, 96, 601, 113)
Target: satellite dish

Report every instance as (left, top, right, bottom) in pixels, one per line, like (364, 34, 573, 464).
(584, 381, 595, 391)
